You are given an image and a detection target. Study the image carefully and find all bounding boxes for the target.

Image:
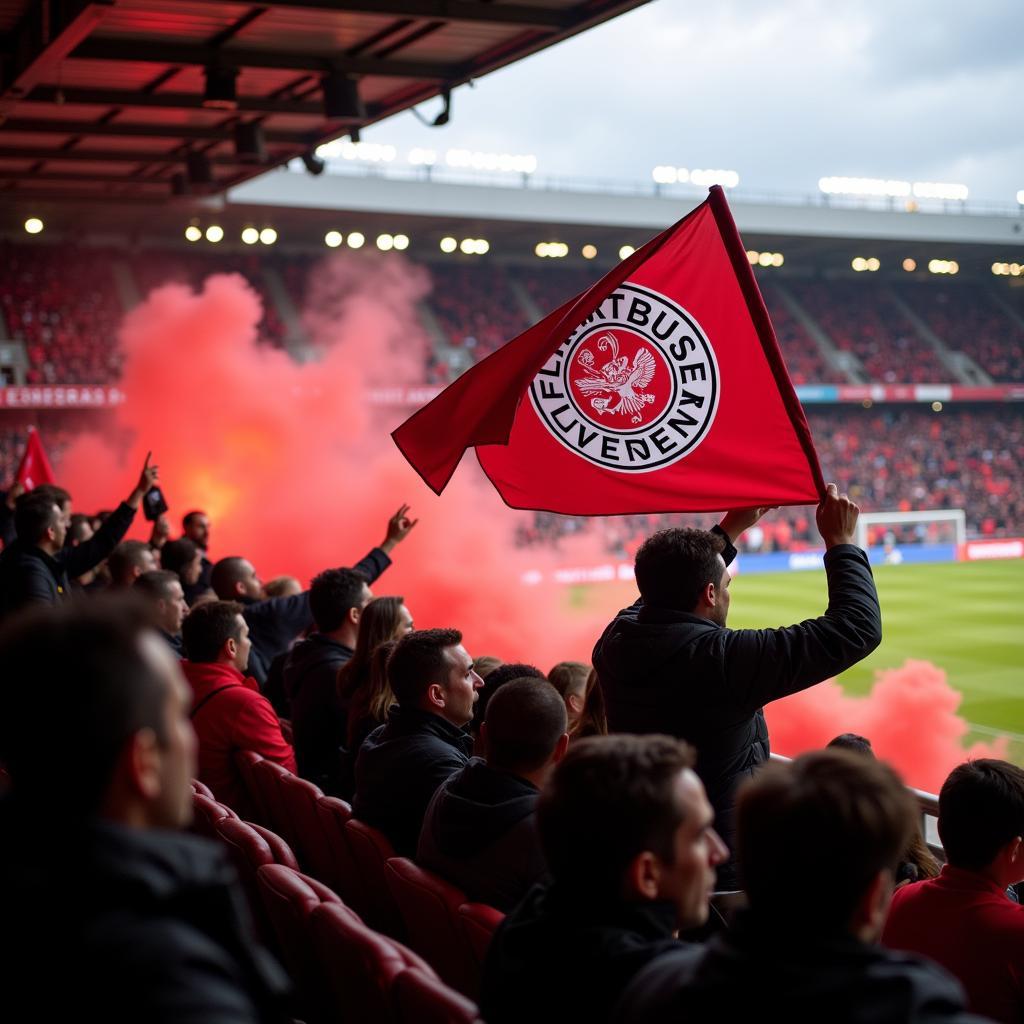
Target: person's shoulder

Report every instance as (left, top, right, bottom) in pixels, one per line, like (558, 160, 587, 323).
(612, 944, 705, 1023)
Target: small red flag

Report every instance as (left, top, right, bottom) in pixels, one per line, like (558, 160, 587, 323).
(393, 187, 825, 514)
(15, 428, 56, 491)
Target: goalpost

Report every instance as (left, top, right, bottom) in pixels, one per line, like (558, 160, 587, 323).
(855, 509, 966, 550)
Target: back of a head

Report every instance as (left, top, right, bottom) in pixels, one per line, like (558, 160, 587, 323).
(485, 679, 567, 776)
(161, 537, 197, 576)
(387, 627, 462, 707)
(938, 759, 1024, 871)
(264, 576, 301, 599)
(182, 600, 243, 663)
(547, 661, 589, 699)
(472, 661, 545, 737)
(33, 483, 71, 510)
(827, 733, 874, 756)
(67, 513, 94, 545)
(634, 528, 725, 610)
(309, 567, 368, 633)
(210, 557, 247, 600)
(539, 734, 695, 894)
(473, 655, 503, 680)
(0, 599, 169, 820)
(134, 570, 179, 603)
(736, 748, 915, 931)
(107, 540, 153, 585)
(13, 490, 59, 545)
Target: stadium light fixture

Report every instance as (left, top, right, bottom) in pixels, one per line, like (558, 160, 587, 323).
(746, 250, 759, 264)
(1017, 190, 1024, 205)
(241, 227, 259, 245)
(24, 217, 43, 235)
(582, 244, 597, 259)
(619, 245, 636, 260)
(347, 231, 365, 249)
(460, 238, 475, 255)
(205, 225, 224, 243)
(439, 236, 457, 253)
(433, 87, 452, 127)
(819, 176, 911, 198)
(928, 259, 958, 275)
(690, 168, 739, 188)
(476, 239, 490, 255)
(392, 234, 409, 251)
(203, 65, 238, 110)
(322, 71, 365, 120)
(325, 231, 343, 248)
(912, 181, 968, 201)
(377, 234, 394, 252)
(301, 150, 326, 176)
(771, 253, 784, 267)
(184, 223, 202, 243)
(259, 227, 277, 245)
(903, 258, 917, 272)
(445, 149, 536, 174)
(408, 148, 437, 166)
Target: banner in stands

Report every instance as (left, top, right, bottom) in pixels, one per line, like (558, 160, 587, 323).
(393, 186, 825, 514)
(0, 386, 125, 408)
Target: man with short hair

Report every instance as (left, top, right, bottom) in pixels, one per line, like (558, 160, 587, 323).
(282, 567, 371, 789)
(0, 455, 158, 616)
(108, 539, 159, 588)
(210, 504, 416, 686)
(181, 510, 213, 602)
(593, 485, 881, 887)
(180, 600, 296, 812)
(419, 678, 568, 911)
(883, 759, 1024, 1023)
(135, 570, 189, 656)
(161, 536, 206, 595)
(0, 600, 289, 1022)
(353, 627, 482, 855)
(616, 749, 980, 1024)
(481, 734, 727, 1024)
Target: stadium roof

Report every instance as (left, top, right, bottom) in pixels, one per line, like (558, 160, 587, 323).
(0, 0, 648, 203)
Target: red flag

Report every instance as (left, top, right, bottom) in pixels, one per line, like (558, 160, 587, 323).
(393, 186, 825, 514)
(15, 428, 56, 491)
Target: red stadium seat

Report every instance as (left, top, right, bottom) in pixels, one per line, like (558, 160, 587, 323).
(191, 791, 237, 841)
(315, 795, 362, 906)
(277, 772, 332, 883)
(309, 902, 436, 1023)
(393, 967, 483, 1024)
(384, 857, 478, 997)
(458, 902, 505, 972)
(344, 818, 406, 938)
(256, 865, 341, 1023)
(233, 749, 267, 823)
(250, 758, 296, 846)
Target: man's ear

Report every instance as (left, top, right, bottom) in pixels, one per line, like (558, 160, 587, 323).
(348, 605, 361, 627)
(127, 728, 162, 801)
(552, 733, 570, 763)
(851, 868, 892, 942)
(624, 851, 661, 902)
(425, 682, 446, 711)
(224, 636, 238, 660)
(700, 580, 716, 609)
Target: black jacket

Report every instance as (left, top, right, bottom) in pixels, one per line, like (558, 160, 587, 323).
(353, 705, 473, 856)
(183, 553, 214, 605)
(593, 542, 881, 885)
(613, 911, 985, 1024)
(240, 546, 390, 685)
(282, 633, 354, 791)
(481, 882, 683, 1024)
(0, 500, 136, 616)
(417, 757, 546, 912)
(0, 806, 290, 1024)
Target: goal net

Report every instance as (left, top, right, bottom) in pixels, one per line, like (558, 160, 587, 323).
(855, 509, 966, 552)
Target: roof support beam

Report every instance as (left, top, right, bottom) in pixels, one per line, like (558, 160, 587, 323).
(1, 117, 317, 144)
(0, 1, 113, 116)
(0, 145, 264, 165)
(71, 37, 456, 80)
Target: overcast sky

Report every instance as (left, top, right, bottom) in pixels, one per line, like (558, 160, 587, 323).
(371, 0, 1023, 204)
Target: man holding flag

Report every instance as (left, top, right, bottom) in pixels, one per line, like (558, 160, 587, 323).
(392, 186, 883, 886)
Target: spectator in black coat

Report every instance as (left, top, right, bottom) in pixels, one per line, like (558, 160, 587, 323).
(593, 485, 881, 888)
(135, 569, 189, 656)
(211, 504, 416, 685)
(481, 734, 728, 1024)
(181, 510, 214, 603)
(353, 627, 482, 855)
(0, 599, 289, 1023)
(418, 677, 568, 911)
(614, 750, 981, 1024)
(0, 455, 158, 617)
(161, 536, 208, 601)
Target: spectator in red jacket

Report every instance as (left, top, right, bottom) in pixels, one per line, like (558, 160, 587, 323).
(180, 600, 296, 813)
(884, 759, 1024, 1023)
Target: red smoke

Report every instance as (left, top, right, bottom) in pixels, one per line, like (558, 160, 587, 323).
(766, 658, 1008, 792)
(57, 257, 1009, 792)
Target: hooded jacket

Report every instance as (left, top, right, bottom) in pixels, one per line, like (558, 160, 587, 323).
(417, 757, 546, 911)
(0, 805, 290, 1023)
(593, 542, 881, 886)
(480, 882, 683, 1024)
(282, 633, 354, 791)
(182, 660, 296, 811)
(353, 704, 473, 856)
(613, 910, 984, 1024)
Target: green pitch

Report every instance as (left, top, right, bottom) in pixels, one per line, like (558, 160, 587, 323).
(726, 559, 1024, 744)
